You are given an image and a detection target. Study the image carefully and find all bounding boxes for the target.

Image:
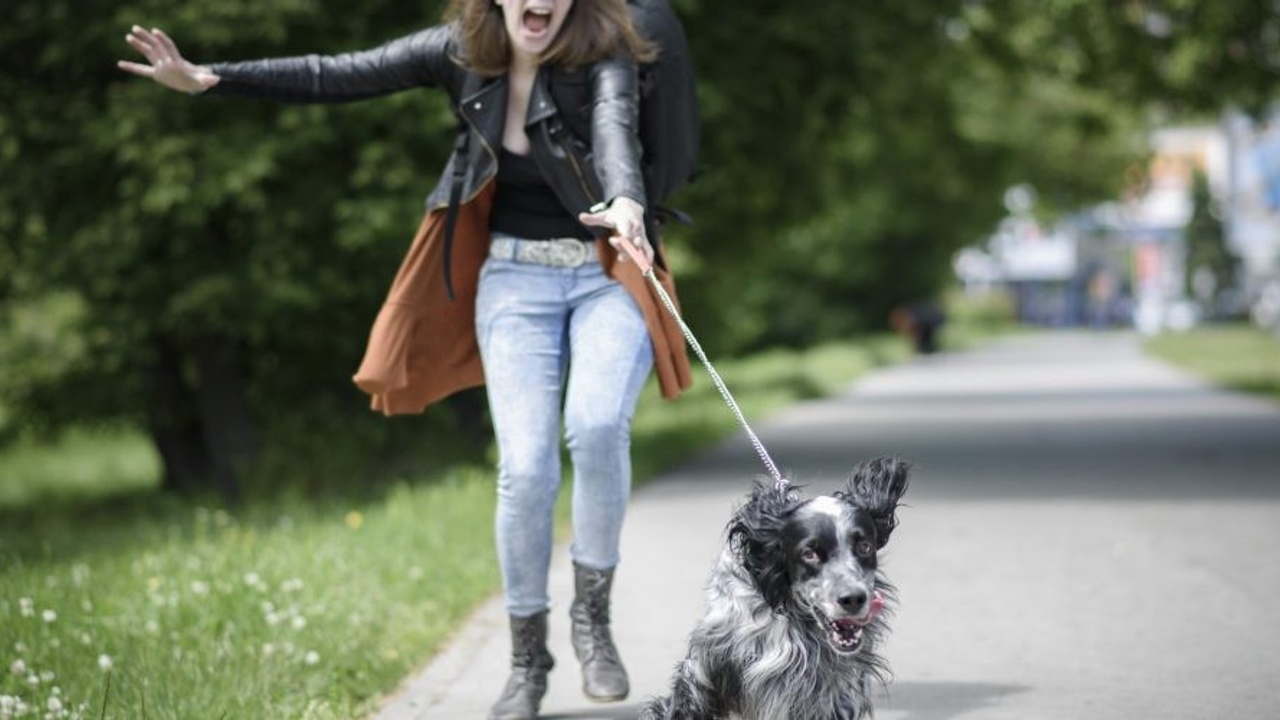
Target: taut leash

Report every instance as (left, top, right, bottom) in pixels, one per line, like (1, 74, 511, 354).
(614, 236, 786, 490)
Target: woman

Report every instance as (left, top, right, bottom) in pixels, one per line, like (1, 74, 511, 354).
(120, 2, 692, 718)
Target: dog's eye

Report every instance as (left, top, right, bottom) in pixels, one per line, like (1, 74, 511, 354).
(800, 548, 821, 564)
(855, 540, 874, 556)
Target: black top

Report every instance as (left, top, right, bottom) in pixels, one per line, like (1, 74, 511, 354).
(491, 148, 592, 240)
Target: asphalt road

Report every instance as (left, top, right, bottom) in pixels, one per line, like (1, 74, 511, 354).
(378, 331, 1280, 720)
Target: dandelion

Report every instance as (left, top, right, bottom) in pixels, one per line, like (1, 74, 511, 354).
(71, 563, 90, 587)
(344, 511, 364, 530)
(97, 655, 113, 672)
(8, 660, 25, 676)
(303, 651, 320, 666)
(41, 610, 57, 624)
(18, 598, 34, 618)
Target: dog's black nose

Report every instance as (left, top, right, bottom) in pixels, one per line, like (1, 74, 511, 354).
(838, 589, 868, 612)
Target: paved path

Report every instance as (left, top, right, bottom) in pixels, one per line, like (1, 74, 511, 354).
(377, 331, 1280, 719)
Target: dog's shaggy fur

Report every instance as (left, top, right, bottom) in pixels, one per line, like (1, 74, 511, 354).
(642, 457, 909, 720)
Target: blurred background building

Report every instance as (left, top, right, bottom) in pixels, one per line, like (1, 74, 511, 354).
(957, 112, 1280, 337)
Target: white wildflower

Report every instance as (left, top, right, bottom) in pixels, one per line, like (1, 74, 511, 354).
(97, 655, 113, 672)
(281, 578, 304, 593)
(303, 651, 320, 666)
(407, 566, 423, 580)
(261, 643, 275, 657)
(144, 620, 159, 634)
(190, 581, 209, 596)
(8, 660, 24, 677)
(39, 671, 53, 683)
(46, 697, 62, 713)
(291, 616, 307, 631)
(41, 610, 56, 624)
(18, 598, 34, 618)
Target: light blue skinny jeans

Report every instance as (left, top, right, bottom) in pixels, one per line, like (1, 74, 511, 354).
(475, 234, 653, 618)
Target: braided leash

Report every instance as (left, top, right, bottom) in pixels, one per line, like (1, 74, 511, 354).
(614, 237, 786, 489)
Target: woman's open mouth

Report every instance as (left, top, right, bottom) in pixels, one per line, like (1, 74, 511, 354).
(522, 7, 553, 36)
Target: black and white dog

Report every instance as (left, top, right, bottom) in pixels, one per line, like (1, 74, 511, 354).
(642, 457, 909, 720)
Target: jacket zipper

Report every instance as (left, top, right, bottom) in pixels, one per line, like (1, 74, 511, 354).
(555, 127, 600, 208)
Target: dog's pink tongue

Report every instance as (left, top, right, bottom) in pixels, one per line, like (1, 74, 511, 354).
(866, 591, 886, 623)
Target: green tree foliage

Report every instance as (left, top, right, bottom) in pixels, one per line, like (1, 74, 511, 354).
(1183, 169, 1237, 305)
(668, 0, 1147, 349)
(964, 0, 1280, 117)
(1, 0, 465, 497)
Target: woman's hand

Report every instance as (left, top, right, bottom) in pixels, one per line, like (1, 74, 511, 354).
(118, 26, 220, 94)
(578, 196, 654, 267)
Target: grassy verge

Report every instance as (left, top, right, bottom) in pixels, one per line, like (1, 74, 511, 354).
(0, 334, 910, 719)
(1143, 323, 1280, 404)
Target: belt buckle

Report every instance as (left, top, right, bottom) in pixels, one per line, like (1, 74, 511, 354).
(547, 238, 588, 267)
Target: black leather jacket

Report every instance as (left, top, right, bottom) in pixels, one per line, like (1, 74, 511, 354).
(206, 23, 647, 222)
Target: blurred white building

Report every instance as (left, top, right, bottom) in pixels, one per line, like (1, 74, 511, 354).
(957, 117, 1280, 333)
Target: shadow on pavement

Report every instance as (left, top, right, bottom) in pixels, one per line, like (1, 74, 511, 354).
(877, 680, 1030, 719)
(541, 703, 647, 719)
(536, 681, 1030, 720)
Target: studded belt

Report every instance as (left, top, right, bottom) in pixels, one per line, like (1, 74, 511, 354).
(489, 235, 597, 268)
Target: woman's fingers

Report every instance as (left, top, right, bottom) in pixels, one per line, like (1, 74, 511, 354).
(125, 29, 162, 63)
(607, 234, 655, 267)
(152, 28, 183, 61)
(116, 60, 156, 78)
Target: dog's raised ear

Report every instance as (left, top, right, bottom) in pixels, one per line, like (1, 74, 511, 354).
(728, 478, 802, 610)
(840, 457, 909, 549)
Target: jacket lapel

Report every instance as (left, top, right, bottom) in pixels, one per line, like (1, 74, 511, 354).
(457, 74, 507, 157)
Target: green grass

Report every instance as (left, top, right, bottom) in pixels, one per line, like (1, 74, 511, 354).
(0, 427, 160, 509)
(1143, 323, 1280, 404)
(0, 335, 911, 719)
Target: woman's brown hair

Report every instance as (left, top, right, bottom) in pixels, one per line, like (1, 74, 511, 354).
(444, 0, 657, 76)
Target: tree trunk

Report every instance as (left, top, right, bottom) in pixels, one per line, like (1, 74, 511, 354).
(144, 338, 213, 494)
(192, 335, 262, 504)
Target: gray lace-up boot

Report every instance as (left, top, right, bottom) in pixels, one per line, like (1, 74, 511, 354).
(489, 611, 555, 720)
(568, 562, 629, 702)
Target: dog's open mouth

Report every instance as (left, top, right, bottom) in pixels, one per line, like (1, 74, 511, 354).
(826, 617, 869, 652)
(823, 592, 885, 653)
